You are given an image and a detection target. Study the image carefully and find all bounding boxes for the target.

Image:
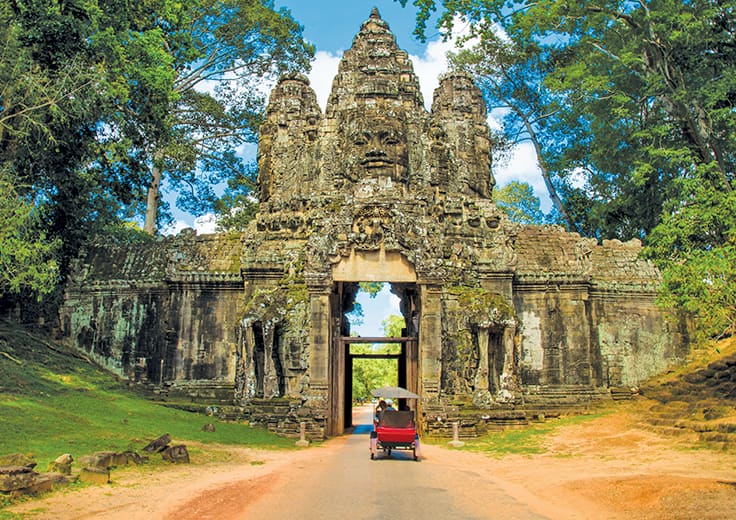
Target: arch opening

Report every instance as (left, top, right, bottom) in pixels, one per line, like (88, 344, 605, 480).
(329, 280, 420, 435)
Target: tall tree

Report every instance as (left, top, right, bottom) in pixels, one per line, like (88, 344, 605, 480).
(1, 0, 145, 289)
(111, 0, 315, 234)
(449, 36, 577, 229)
(400, 0, 736, 341)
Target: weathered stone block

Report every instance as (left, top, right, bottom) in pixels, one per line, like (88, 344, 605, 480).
(48, 453, 73, 475)
(143, 433, 171, 453)
(79, 467, 110, 485)
(0, 454, 35, 468)
(161, 445, 190, 464)
(0, 467, 36, 492)
(20, 473, 71, 496)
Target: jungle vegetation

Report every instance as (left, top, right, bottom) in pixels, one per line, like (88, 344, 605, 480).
(401, 0, 736, 343)
(0, 0, 312, 315)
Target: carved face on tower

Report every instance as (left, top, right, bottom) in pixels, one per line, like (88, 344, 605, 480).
(341, 108, 409, 184)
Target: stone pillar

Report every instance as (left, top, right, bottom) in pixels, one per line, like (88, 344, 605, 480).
(308, 289, 331, 386)
(419, 284, 442, 397)
(501, 322, 520, 395)
(307, 285, 335, 434)
(475, 326, 490, 392)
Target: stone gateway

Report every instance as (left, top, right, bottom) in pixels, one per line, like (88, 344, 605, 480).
(61, 10, 687, 438)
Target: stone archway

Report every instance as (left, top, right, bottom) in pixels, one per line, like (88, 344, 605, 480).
(327, 249, 419, 436)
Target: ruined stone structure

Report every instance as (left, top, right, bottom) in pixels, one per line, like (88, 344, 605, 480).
(61, 10, 687, 438)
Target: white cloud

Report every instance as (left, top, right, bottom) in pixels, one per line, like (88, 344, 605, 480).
(193, 213, 218, 234)
(493, 142, 551, 212)
(308, 50, 342, 110)
(410, 38, 453, 109)
(162, 212, 219, 236)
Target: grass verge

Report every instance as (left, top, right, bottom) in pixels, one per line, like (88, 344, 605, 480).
(457, 412, 607, 457)
(0, 320, 294, 468)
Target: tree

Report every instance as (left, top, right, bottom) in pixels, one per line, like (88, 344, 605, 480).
(0, 172, 59, 299)
(382, 314, 406, 338)
(113, 0, 315, 234)
(494, 181, 546, 225)
(352, 347, 398, 402)
(359, 282, 384, 297)
(1, 0, 146, 292)
(351, 314, 405, 401)
(214, 162, 259, 231)
(448, 37, 577, 229)
(0, 0, 314, 316)
(400, 0, 736, 341)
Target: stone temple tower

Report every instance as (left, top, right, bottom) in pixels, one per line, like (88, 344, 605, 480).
(62, 10, 687, 438)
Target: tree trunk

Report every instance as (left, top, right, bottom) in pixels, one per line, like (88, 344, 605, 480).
(523, 118, 579, 232)
(143, 157, 163, 234)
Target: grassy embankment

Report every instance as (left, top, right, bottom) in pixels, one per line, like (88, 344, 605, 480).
(0, 320, 294, 469)
(459, 336, 736, 456)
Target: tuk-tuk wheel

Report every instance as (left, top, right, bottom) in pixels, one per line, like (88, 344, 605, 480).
(370, 453, 374, 460)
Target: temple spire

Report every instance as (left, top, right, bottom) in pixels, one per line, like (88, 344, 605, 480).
(370, 6, 381, 19)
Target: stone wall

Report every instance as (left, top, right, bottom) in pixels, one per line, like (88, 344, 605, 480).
(61, 232, 244, 387)
(59, 9, 688, 438)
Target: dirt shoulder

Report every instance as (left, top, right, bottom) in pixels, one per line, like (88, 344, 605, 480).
(5, 401, 736, 519)
(465, 401, 736, 519)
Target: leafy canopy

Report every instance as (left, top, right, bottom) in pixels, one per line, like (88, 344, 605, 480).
(397, 0, 736, 342)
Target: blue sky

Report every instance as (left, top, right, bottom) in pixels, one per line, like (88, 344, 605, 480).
(275, 1, 429, 56)
(348, 284, 403, 337)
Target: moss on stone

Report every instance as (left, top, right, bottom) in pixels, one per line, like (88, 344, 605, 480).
(448, 286, 515, 326)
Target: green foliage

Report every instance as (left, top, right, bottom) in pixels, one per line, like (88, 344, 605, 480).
(0, 0, 313, 313)
(215, 162, 260, 231)
(350, 315, 404, 401)
(657, 246, 736, 343)
(644, 178, 736, 342)
(0, 174, 59, 298)
(494, 181, 547, 225)
(382, 314, 406, 337)
(351, 344, 399, 402)
(1, 0, 152, 293)
(359, 282, 384, 297)
(400, 0, 736, 342)
(459, 413, 605, 456)
(97, 222, 156, 246)
(0, 320, 293, 469)
(122, 0, 315, 232)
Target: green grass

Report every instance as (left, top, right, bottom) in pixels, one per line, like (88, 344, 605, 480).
(0, 320, 294, 470)
(458, 413, 607, 457)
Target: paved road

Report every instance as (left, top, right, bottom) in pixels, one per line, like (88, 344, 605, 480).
(242, 406, 547, 520)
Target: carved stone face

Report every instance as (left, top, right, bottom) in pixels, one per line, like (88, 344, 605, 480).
(343, 112, 408, 183)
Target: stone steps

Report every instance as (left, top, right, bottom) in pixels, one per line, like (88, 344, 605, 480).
(640, 414, 736, 450)
(421, 385, 628, 438)
(164, 380, 236, 404)
(522, 385, 614, 403)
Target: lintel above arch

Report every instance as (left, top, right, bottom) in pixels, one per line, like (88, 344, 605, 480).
(332, 248, 417, 282)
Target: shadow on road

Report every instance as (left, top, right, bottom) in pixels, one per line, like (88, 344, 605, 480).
(351, 423, 373, 434)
